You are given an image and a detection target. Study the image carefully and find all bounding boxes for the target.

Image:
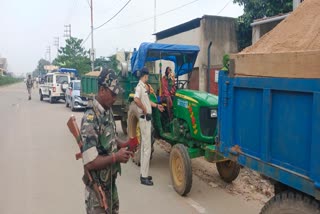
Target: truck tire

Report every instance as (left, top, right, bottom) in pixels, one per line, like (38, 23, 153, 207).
(39, 90, 43, 101)
(127, 102, 154, 166)
(49, 92, 54, 104)
(216, 160, 240, 183)
(260, 191, 320, 214)
(169, 144, 192, 196)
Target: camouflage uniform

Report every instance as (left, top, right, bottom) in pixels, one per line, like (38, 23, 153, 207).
(80, 69, 123, 214)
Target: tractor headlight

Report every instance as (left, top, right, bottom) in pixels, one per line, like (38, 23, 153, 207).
(210, 109, 217, 118)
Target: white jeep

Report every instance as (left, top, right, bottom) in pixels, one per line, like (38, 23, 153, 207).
(39, 72, 70, 103)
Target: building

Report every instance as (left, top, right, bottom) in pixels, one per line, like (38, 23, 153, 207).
(251, 0, 304, 43)
(154, 15, 238, 94)
(0, 58, 8, 76)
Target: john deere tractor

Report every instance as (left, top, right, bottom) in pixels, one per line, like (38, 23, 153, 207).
(126, 43, 240, 196)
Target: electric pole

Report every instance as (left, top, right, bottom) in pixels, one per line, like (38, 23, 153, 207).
(54, 37, 59, 50)
(90, 0, 95, 71)
(154, 0, 157, 33)
(64, 24, 72, 38)
(46, 46, 51, 63)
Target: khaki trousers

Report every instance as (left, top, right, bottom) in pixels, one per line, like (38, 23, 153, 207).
(139, 118, 152, 178)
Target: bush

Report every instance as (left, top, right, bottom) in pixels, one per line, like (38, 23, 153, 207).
(0, 76, 23, 86)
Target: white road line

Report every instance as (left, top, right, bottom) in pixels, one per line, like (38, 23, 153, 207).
(186, 198, 206, 214)
(168, 185, 206, 213)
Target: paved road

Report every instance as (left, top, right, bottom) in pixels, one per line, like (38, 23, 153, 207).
(0, 83, 262, 214)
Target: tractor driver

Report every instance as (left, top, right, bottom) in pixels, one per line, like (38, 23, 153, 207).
(161, 66, 176, 119)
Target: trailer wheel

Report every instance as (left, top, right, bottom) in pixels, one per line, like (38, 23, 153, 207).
(128, 102, 154, 166)
(260, 191, 320, 214)
(169, 144, 192, 196)
(216, 160, 240, 183)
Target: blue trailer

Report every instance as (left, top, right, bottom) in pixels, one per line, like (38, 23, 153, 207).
(217, 71, 320, 213)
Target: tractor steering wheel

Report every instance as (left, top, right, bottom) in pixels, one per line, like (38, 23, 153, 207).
(176, 80, 189, 89)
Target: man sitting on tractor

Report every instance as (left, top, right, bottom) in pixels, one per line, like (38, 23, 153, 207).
(161, 66, 176, 119)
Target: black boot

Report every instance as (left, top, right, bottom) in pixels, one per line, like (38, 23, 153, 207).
(140, 177, 154, 186)
(140, 175, 152, 180)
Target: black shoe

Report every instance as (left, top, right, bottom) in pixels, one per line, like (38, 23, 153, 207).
(140, 175, 152, 180)
(140, 177, 154, 186)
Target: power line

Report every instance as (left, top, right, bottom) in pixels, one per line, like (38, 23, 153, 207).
(81, 32, 91, 47)
(216, 0, 232, 15)
(103, 0, 200, 31)
(94, 0, 132, 30)
(81, 0, 200, 46)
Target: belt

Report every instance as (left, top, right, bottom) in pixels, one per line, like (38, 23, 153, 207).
(140, 114, 152, 121)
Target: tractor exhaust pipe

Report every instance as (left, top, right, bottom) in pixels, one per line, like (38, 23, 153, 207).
(207, 41, 212, 93)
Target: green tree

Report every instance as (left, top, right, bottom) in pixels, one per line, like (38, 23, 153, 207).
(33, 58, 50, 77)
(53, 37, 91, 76)
(94, 55, 120, 73)
(233, 0, 293, 50)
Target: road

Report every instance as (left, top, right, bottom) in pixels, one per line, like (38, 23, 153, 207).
(0, 83, 262, 214)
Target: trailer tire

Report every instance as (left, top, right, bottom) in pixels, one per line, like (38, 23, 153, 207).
(260, 191, 320, 214)
(127, 102, 154, 166)
(169, 144, 192, 196)
(216, 160, 240, 183)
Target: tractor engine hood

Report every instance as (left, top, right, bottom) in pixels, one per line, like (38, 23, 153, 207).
(175, 89, 218, 107)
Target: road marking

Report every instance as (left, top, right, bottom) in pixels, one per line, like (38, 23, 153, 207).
(168, 185, 206, 213)
(186, 198, 206, 214)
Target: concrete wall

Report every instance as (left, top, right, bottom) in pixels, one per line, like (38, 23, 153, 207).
(156, 16, 238, 91)
(198, 16, 238, 91)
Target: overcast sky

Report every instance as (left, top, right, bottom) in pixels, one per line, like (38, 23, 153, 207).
(0, 0, 243, 75)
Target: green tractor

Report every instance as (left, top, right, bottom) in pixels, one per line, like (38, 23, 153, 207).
(125, 43, 240, 196)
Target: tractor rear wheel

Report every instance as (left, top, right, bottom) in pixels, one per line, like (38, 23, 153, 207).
(169, 144, 192, 196)
(216, 160, 240, 183)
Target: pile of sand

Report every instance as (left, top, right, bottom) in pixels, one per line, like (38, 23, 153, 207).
(242, 0, 320, 54)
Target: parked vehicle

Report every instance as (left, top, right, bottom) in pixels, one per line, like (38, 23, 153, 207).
(39, 72, 70, 103)
(81, 43, 240, 196)
(65, 80, 88, 111)
(217, 71, 320, 213)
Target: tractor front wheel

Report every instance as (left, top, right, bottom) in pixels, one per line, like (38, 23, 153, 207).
(169, 144, 192, 196)
(216, 160, 240, 183)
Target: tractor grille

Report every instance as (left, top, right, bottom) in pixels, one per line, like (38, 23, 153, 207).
(199, 107, 217, 136)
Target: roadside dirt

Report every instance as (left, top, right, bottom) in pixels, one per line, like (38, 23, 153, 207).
(157, 140, 274, 205)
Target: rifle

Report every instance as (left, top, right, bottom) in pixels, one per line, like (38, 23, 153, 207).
(67, 115, 109, 213)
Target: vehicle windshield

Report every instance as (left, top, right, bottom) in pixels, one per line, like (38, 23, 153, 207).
(73, 82, 81, 90)
(56, 75, 68, 84)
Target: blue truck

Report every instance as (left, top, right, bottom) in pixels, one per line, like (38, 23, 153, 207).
(217, 71, 320, 213)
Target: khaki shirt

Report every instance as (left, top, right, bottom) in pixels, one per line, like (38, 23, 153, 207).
(134, 80, 152, 114)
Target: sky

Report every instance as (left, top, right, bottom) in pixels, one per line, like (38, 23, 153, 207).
(0, 0, 243, 75)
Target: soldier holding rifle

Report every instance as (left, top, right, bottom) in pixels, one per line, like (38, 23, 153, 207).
(70, 69, 137, 214)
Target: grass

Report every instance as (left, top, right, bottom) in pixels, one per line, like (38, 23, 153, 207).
(0, 76, 23, 86)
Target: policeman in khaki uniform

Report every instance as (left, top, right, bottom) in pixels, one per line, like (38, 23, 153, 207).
(134, 67, 164, 186)
(81, 69, 133, 214)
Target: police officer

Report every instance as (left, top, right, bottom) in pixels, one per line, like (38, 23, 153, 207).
(26, 74, 33, 100)
(81, 69, 133, 214)
(134, 67, 164, 186)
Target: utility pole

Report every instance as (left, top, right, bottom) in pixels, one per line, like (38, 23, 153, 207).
(90, 0, 95, 71)
(154, 0, 157, 33)
(54, 37, 59, 51)
(64, 24, 72, 38)
(46, 46, 51, 63)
